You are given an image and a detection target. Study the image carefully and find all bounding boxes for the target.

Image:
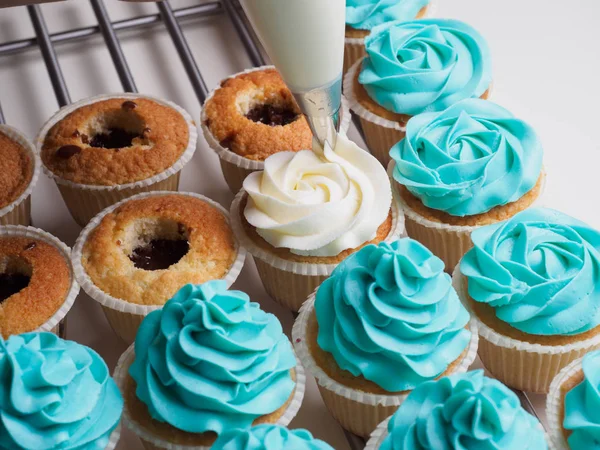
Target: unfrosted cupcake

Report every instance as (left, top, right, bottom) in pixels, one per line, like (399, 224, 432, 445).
(230, 133, 404, 311)
(211, 425, 334, 450)
(293, 238, 478, 437)
(457, 207, 600, 393)
(201, 67, 351, 193)
(390, 98, 544, 271)
(37, 94, 197, 226)
(365, 370, 548, 449)
(114, 281, 305, 449)
(547, 350, 600, 450)
(344, 19, 492, 165)
(0, 332, 123, 450)
(344, 0, 432, 75)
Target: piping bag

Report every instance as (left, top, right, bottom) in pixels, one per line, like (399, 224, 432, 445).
(239, 0, 345, 153)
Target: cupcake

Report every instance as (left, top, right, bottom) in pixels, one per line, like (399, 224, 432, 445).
(389, 98, 545, 271)
(0, 125, 40, 226)
(0, 225, 79, 339)
(230, 133, 404, 311)
(211, 425, 334, 449)
(72, 191, 245, 344)
(547, 350, 600, 450)
(344, 19, 492, 166)
(114, 281, 305, 449)
(293, 238, 478, 437)
(201, 67, 351, 193)
(37, 94, 197, 226)
(344, 0, 433, 75)
(0, 332, 123, 450)
(457, 207, 600, 393)
(365, 370, 548, 449)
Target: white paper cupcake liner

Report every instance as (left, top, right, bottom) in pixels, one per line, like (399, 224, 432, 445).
(71, 191, 246, 341)
(113, 343, 306, 450)
(453, 267, 600, 393)
(0, 125, 41, 226)
(200, 65, 352, 193)
(0, 225, 80, 337)
(35, 93, 198, 225)
(292, 294, 478, 436)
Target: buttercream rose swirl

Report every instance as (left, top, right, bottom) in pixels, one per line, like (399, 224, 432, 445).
(0, 332, 123, 450)
(380, 370, 547, 450)
(346, 0, 430, 31)
(315, 239, 471, 392)
(359, 19, 492, 115)
(461, 207, 600, 336)
(391, 99, 543, 216)
(211, 425, 334, 450)
(129, 281, 297, 434)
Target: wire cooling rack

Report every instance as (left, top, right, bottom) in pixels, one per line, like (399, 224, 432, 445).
(0, 2, 544, 448)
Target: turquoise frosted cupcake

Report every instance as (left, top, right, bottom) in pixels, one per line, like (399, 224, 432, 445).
(0, 332, 123, 450)
(344, 18, 492, 165)
(293, 238, 478, 437)
(211, 425, 334, 449)
(114, 280, 305, 449)
(366, 370, 547, 449)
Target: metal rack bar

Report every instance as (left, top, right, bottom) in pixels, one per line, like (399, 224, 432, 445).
(0, 102, 5, 125)
(157, 0, 208, 103)
(221, 0, 265, 67)
(0, 3, 221, 56)
(27, 4, 70, 106)
(90, 0, 137, 92)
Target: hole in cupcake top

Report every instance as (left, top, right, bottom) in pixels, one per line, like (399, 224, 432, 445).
(246, 104, 299, 126)
(0, 256, 32, 303)
(84, 105, 151, 150)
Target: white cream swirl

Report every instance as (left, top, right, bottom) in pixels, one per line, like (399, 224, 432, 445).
(243, 134, 392, 257)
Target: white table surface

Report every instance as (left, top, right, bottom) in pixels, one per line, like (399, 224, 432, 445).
(1, 0, 599, 448)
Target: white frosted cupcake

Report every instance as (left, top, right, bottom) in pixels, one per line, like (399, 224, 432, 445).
(230, 133, 404, 311)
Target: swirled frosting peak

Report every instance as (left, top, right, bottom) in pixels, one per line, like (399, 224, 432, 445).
(359, 19, 492, 116)
(0, 332, 123, 450)
(461, 207, 600, 336)
(129, 281, 296, 434)
(243, 134, 391, 257)
(564, 350, 600, 449)
(346, 0, 429, 31)
(211, 425, 334, 450)
(315, 238, 471, 392)
(380, 370, 547, 450)
(391, 99, 543, 216)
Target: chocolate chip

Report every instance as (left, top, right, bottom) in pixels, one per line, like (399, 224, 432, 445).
(24, 242, 36, 251)
(121, 100, 137, 111)
(81, 134, 89, 144)
(116, 240, 122, 246)
(56, 145, 81, 159)
(219, 135, 235, 150)
(72, 130, 80, 138)
(246, 104, 298, 126)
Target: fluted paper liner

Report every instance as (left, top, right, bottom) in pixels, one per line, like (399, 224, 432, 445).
(453, 267, 600, 393)
(292, 294, 479, 437)
(104, 424, 121, 450)
(0, 125, 41, 226)
(230, 189, 405, 312)
(200, 65, 352, 194)
(113, 344, 306, 450)
(72, 191, 246, 344)
(35, 93, 198, 226)
(0, 225, 80, 337)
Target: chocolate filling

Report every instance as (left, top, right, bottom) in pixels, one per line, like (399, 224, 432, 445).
(129, 239, 189, 271)
(90, 128, 141, 149)
(0, 273, 30, 303)
(246, 104, 298, 126)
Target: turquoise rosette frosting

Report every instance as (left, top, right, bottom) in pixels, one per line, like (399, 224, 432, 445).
(359, 19, 492, 116)
(391, 99, 543, 216)
(129, 280, 296, 434)
(346, 0, 429, 31)
(315, 238, 471, 392)
(0, 332, 123, 450)
(564, 350, 600, 449)
(380, 370, 547, 450)
(211, 425, 334, 450)
(461, 207, 600, 336)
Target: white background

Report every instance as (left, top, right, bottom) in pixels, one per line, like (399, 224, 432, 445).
(0, 0, 598, 448)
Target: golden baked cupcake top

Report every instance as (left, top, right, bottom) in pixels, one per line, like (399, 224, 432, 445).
(81, 194, 237, 306)
(41, 98, 189, 186)
(0, 236, 71, 338)
(203, 68, 312, 161)
(0, 130, 33, 210)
